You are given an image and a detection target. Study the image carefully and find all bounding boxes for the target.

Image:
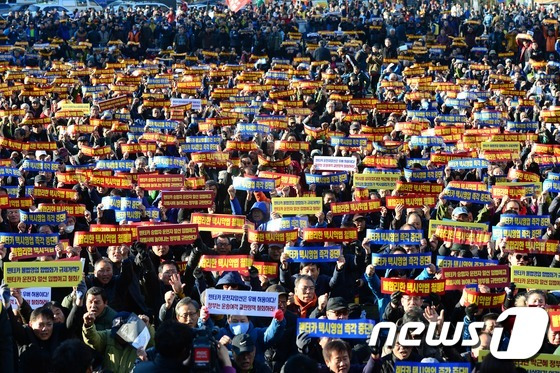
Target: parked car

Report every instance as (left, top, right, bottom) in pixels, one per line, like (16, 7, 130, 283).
(106, 1, 170, 12)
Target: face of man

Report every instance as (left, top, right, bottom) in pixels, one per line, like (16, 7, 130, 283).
(354, 218, 366, 231)
(277, 294, 287, 312)
(505, 201, 520, 214)
(326, 308, 349, 321)
(86, 294, 107, 317)
(7, 209, 20, 223)
(233, 349, 256, 372)
(159, 264, 178, 284)
(325, 349, 350, 373)
(176, 303, 199, 328)
(527, 293, 546, 307)
(152, 245, 169, 257)
(401, 295, 422, 312)
(393, 335, 413, 360)
(295, 279, 315, 303)
(453, 213, 469, 222)
(30, 315, 54, 341)
(107, 246, 123, 264)
(300, 264, 319, 281)
(215, 237, 231, 255)
(407, 215, 422, 229)
(483, 319, 496, 334)
(94, 262, 113, 285)
(268, 245, 282, 261)
(508, 252, 530, 266)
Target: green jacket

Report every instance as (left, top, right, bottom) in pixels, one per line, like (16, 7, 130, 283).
(83, 323, 155, 373)
(95, 306, 118, 331)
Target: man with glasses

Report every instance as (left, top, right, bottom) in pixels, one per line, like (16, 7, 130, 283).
(174, 297, 200, 329)
(287, 275, 318, 318)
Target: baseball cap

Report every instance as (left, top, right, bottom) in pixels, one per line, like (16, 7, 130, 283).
(452, 206, 469, 217)
(326, 297, 348, 312)
(353, 214, 366, 222)
(34, 175, 47, 183)
(451, 243, 471, 251)
(350, 122, 361, 130)
(35, 150, 47, 158)
(266, 284, 288, 297)
(231, 334, 255, 355)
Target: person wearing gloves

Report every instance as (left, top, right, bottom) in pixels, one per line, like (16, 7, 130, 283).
(66, 286, 118, 336)
(200, 305, 286, 365)
(82, 311, 155, 373)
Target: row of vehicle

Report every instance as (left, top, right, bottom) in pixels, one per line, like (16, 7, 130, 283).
(0, 0, 223, 18)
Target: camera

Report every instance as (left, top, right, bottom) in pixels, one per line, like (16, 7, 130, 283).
(191, 326, 221, 373)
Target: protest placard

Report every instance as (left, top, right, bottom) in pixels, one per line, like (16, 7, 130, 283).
(160, 191, 214, 209)
(73, 231, 133, 247)
(10, 247, 57, 260)
(284, 246, 342, 262)
(367, 229, 423, 245)
(395, 362, 470, 373)
(330, 200, 381, 215)
(10, 288, 51, 310)
(504, 238, 560, 255)
(205, 289, 278, 317)
(428, 220, 488, 237)
(436, 256, 498, 268)
(386, 196, 437, 209)
(199, 255, 253, 272)
(271, 197, 322, 215)
(4, 261, 82, 288)
(137, 174, 185, 191)
(511, 266, 560, 290)
(302, 228, 358, 242)
(371, 253, 431, 269)
(191, 213, 246, 233)
(442, 265, 510, 290)
(313, 156, 357, 171)
(137, 224, 198, 246)
(380, 278, 446, 295)
(464, 289, 506, 308)
(247, 229, 298, 244)
(232, 177, 276, 192)
(0, 233, 58, 247)
(434, 225, 492, 246)
(297, 319, 375, 339)
(263, 217, 308, 231)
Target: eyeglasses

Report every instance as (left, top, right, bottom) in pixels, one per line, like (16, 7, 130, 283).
(299, 286, 315, 293)
(178, 311, 198, 319)
(515, 254, 530, 261)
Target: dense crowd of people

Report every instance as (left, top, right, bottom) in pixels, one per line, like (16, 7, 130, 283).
(1, 0, 560, 372)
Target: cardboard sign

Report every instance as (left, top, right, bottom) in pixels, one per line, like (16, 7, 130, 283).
(313, 156, 357, 172)
(297, 319, 375, 339)
(442, 265, 510, 290)
(205, 289, 278, 317)
(271, 197, 322, 215)
(137, 224, 198, 246)
(190, 213, 246, 234)
(4, 261, 82, 288)
(137, 174, 185, 191)
(160, 191, 214, 209)
(380, 278, 446, 296)
(511, 266, 560, 291)
(199, 255, 253, 272)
